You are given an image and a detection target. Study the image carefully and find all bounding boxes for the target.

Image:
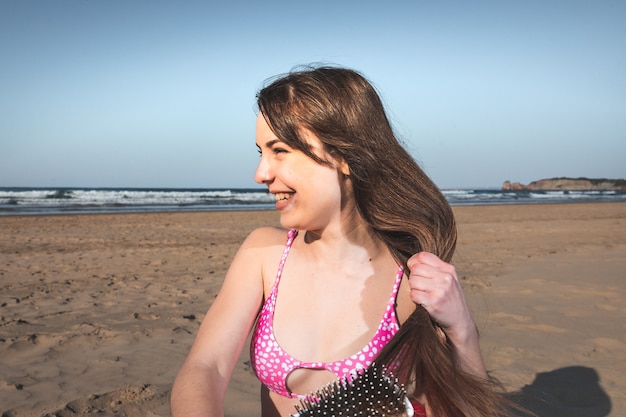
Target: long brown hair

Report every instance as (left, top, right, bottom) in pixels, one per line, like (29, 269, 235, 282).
(257, 65, 519, 416)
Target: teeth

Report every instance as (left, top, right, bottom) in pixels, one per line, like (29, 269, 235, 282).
(274, 193, 291, 202)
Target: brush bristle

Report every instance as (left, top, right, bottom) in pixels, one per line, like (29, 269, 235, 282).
(292, 363, 408, 416)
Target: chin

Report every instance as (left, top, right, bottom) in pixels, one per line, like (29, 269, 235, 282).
(279, 219, 300, 230)
(278, 213, 308, 231)
(277, 214, 295, 229)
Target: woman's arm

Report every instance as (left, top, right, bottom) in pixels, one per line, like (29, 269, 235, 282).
(170, 228, 277, 417)
(406, 252, 487, 378)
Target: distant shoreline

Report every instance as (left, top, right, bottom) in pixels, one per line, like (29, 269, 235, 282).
(502, 177, 626, 191)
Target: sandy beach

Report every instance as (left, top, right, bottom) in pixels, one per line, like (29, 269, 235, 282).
(1, 202, 624, 417)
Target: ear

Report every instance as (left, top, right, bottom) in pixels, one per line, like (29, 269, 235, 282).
(339, 159, 350, 176)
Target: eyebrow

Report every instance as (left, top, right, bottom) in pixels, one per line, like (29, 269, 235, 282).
(261, 139, 281, 148)
(256, 138, 285, 154)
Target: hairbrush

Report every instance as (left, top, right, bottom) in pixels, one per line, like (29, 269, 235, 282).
(292, 363, 414, 417)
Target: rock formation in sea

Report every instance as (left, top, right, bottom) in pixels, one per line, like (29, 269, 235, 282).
(502, 177, 626, 191)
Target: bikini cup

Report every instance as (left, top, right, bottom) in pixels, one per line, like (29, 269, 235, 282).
(251, 229, 403, 398)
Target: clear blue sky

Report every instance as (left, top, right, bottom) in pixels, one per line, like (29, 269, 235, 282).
(1, 0, 624, 189)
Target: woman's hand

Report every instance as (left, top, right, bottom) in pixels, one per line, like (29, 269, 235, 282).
(406, 252, 476, 345)
(406, 252, 487, 377)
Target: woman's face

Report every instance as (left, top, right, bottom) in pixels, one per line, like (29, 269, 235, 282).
(254, 113, 349, 231)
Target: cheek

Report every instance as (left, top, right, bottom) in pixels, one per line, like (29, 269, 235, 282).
(307, 170, 343, 204)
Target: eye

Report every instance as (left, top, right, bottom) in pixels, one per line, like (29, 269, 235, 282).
(272, 147, 288, 154)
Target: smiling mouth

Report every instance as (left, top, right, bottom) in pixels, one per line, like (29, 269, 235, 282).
(274, 192, 292, 202)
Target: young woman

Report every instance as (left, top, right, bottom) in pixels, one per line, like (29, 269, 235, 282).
(171, 66, 513, 417)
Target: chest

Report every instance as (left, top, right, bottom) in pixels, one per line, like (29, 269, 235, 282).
(268, 261, 401, 362)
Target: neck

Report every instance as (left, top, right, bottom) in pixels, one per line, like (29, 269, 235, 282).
(302, 179, 390, 265)
(303, 210, 387, 266)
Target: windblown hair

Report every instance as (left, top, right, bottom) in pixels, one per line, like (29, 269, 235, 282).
(257, 65, 522, 417)
(257, 65, 455, 262)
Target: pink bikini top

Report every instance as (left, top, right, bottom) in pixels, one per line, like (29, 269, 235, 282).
(250, 229, 403, 399)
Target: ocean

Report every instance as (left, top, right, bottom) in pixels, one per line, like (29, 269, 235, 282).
(1, 187, 625, 216)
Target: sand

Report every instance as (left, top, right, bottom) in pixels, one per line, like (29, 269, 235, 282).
(0, 203, 624, 417)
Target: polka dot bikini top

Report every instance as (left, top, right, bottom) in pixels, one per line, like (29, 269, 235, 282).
(250, 229, 403, 399)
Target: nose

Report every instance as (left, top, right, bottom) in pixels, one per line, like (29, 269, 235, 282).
(254, 156, 272, 184)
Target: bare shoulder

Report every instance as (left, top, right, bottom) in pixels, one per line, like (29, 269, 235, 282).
(178, 227, 289, 373)
(242, 226, 290, 248)
(234, 226, 290, 273)
(237, 227, 291, 292)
